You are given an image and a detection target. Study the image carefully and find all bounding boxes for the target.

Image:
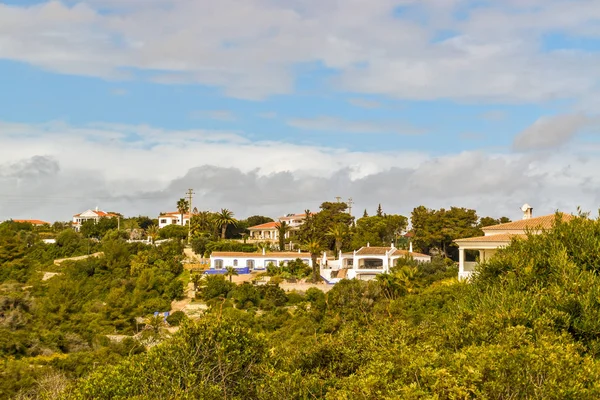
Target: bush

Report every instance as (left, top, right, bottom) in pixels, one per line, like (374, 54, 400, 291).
(166, 311, 187, 326)
(200, 275, 236, 301)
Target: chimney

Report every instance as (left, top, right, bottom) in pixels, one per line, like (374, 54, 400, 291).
(391, 242, 395, 249)
(262, 247, 266, 256)
(367, 242, 370, 247)
(95, 206, 99, 212)
(409, 241, 413, 253)
(522, 203, 533, 220)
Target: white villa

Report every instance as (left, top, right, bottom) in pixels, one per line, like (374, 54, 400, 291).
(321, 243, 431, 282)
(209, 249, 313, 273)
(73, 208, 119, 231)
(247, 213, 311, 248)
(455, 204, 573, 280)
(158, 212, 191, 229)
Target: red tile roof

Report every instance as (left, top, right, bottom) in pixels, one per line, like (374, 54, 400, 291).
(455, 233, 527, 243)
(354, 246, 429, 258)
(248, 221, 279, 230)
(482, 213, 573, 232)
(13, 219, 49, 226)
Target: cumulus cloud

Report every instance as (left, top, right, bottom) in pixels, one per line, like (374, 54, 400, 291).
(1, 119, 599, 222)
(512, 114, 594, 151)
(1, 0, 600, 103)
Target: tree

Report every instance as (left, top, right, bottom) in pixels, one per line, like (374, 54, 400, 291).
(225, 266, 239, 283)
(275, 221, 290, 251)
(298, 202, 353, 252)
(363, 209, 368, 218)
(376, 204, 383, 217)
(176, 198, 190, 226)
(480, 216, 512, 228)
(327, 223, 348, 256)
(411, 206, 480, 259)
(305, 239, 322, 282)
(190, 273, 204, 291)
(146, 225, 159, 244)
(215, 209, 237, 239)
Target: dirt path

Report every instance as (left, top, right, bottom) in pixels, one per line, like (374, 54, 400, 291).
(53, 252, 104, 265)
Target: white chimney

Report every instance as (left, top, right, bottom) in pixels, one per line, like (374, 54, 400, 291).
(262, 247, 266, 256)
(521, 203, 533, 220)
(391, 242, 395, 249)
(409, 241, 413, 253)
(367, 242, 370, 247)
(95, 206, 99, 212)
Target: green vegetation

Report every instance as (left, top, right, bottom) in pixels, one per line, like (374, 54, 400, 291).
(6, 210, 600, 399)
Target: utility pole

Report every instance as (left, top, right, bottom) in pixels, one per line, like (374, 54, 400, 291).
(186, 188, 195, 245)
(347, 197, 354, 216)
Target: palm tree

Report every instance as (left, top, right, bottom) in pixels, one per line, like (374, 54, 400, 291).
(305, 239, 322, 282)
(225, 266, 238, 282)
(190, 273, 204, 291)
(327, 223, 348, 257)
(275, 221, 291, 251)
(146, 224, 159, 244)
(176, 198, 189, 226)
(215, 209, 237, 239)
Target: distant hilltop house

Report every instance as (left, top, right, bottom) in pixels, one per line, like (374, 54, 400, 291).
(455, 204, 573, 280)
(13, 219, 49, 227)
(321, 243, 431, 282)
(73, 207, 120, 231)
(247, 213, 312, 248)
(209, 248, 313, 274)
(158, 212, 191, 229)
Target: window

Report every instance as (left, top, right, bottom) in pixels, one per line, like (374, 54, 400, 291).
(233, 259, 238, 267)
(359, 258, 384, 269)
(160, 219, 167, 224)
(246, 260, 255, 269)
(214, 260, 223, 269)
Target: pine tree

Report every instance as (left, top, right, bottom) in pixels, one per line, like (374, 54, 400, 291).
(363, 209, 368, 218)
(376, 204, 383, 217)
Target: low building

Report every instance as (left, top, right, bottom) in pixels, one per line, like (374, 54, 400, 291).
(322, 244, 431, 282)
(158, 212, 191, 229)
(208, 249, 313, 274)
(247, 213, 311, 248)
(73, 208, 119, 231)
(454, 204, 573, 280)
(13, 219, 49, 226)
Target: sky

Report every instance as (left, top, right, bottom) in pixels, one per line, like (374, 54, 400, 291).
(1, 0, 600, 223)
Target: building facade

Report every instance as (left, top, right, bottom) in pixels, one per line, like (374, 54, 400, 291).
(158, 212, 191, 229)
(209, 249, 313, 274)
(321, 244, 431, 282)
(455, 205, 572, 280)
(73, 208, 119, 231)
(247, 213, 311, 248)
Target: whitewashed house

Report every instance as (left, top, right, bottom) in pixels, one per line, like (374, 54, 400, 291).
(73, 207, 119, 231)
(158, 212, 191, 229)
(321, 243, 431, 282)
(208, 249, 313, 274)
(247, 213, 311, 248)
(454, 204, 573, 280)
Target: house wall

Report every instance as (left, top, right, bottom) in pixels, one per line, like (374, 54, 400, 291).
(209, 255, 312, 271)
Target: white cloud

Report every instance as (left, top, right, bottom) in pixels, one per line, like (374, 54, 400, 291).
(1, 0, 599, 103)
(287, 116, 424, 134)
(1, 119, 600, 222)
(347, 98, 382, 109)
(512, 114, 596, 151)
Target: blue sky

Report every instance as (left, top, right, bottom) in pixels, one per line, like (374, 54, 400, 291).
(1, 0, 600, 221)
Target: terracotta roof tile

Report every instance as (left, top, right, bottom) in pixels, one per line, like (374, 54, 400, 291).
(248, 222, 278, 230)
(13, 219, 49, 225)
(355, 246, 390, 255)
(455, 233, 527, 243)
(392, 249, 430, 258)
(482, 213, 573, 231)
